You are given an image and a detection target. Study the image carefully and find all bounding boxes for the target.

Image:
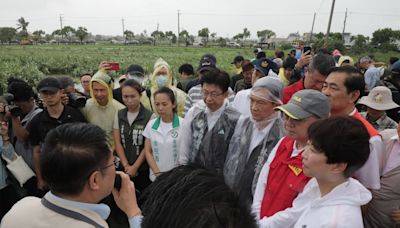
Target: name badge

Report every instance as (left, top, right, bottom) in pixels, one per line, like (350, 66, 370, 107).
(288, 164, 302, 176)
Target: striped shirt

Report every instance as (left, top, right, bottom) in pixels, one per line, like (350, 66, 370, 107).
(183, 84, 235, 116)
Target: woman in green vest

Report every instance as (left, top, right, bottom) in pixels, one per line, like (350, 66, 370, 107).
(143, 87, 184, 182)
(113, 79, 154, 192)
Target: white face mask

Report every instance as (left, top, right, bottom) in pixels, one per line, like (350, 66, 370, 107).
(156, 75, 168, 87)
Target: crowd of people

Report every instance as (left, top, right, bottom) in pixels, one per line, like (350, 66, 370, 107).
(0, 47, 400, 228)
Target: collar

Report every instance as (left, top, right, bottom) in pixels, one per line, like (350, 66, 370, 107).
(348, 108, 357, 116)
(366, 112, 388, 125)
(205, 99, 228, 116)
(47, 192, 111, 220)
(152, 113, 180, 130)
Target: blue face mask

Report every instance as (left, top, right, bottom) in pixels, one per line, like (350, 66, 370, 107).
(156, 75, 168, 87)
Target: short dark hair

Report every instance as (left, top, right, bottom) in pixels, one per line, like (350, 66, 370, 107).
(200, 69, 230, 92)
(80, 73, 93, 78)
(41, 123, 111, 196)
(58, 76, 75, 89)
(329, 65, 365, 98)
(121, 79, 144, 94)
(141, 165, 256, 228)
(179, 64, 194, 75)
(154, 87, 177, 113)
(241, 60, 254, 72)
(309, 53, 336, 76)
(256, 51, 266, 59)
(275, 50, 284, 59)
(7, 81, 35, 102)
(308, 117, 370, 178)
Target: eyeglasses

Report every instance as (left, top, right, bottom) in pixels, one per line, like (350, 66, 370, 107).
(202, 90, 224, 98)
(100, 156, 120, 170)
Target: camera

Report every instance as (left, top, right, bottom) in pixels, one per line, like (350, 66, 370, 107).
(68, 93, 87, 109)
(1, 93, 22, 117)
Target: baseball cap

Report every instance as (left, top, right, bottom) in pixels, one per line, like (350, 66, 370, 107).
(254, 58, 277, 76)
(127, 64, 145, 77)
(357, 86, 399, 111)
(338, 56, 354, 66)
(231, 55, 244, 64)
(37, 77, 61, 93)
(198, 55, 217, 72)
(392, 60, 400, 74)
(276, 89, 330, 119)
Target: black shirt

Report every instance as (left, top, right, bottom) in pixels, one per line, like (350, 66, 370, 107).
(27, 105, 87, 146)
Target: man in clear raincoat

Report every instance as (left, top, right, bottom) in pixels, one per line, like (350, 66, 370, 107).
(224, 77, 285, 205)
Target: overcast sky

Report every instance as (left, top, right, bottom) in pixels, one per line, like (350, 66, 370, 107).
(1, 0, 399, 38)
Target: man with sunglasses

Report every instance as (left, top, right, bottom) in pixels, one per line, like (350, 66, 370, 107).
(252, 89, 330, 223)
(1, 123, 141, 228)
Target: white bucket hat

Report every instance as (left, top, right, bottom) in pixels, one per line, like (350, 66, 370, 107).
(357, 86, 399, 111)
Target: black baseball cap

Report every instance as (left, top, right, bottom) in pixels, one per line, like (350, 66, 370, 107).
(198, 55, 217, 72)
(127, 64, 145, 77)
(37, 77, 61, 93)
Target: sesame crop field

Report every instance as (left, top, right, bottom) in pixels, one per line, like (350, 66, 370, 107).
(0, 44, 259, 91)
(0, 44, 397, 92)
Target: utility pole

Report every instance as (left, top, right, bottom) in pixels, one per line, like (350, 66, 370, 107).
(122, 18, 125, 43)
(177, 10, 180, 46)
(324, 0, 336, 48)
(310, 12, 316, 42)
(157, 23, 159, 32)
(59, 14, 64, 39)
(342, 8, 348, 43)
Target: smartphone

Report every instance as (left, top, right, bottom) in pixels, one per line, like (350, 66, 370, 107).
(303, 46, 312, 55)
(114, 174, 122, 191)
(108, 62, 120, 71)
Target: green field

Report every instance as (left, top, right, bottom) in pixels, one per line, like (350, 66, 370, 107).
(0, 44, 398, 92)
(0, 44, 258, 91)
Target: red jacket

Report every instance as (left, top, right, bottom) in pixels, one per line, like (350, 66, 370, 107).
(282, 78, 305, 104)
(260, 136, 311, 218)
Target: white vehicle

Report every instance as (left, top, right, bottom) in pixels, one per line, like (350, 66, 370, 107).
(227, 42, 241, 48)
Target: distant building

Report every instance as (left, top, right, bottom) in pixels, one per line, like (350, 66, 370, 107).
(287, 32, 301, 42)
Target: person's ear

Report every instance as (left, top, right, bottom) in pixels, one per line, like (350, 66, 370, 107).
(223, 90, 229, 98)
(330, 162, 347, 174)
(349, 90, 360, 103)
(88, 170, 101, 191)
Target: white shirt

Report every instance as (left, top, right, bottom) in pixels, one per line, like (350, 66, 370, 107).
(349, 109, 383, 190)
(143, 116, 184, 181)
(231, 89, 251, 117)
(179, 100, 229, 165)
(248, 121, 275, 157)
(259, 178, 371, 228)
(382, 134, 400, 175)
(252, 137, 304, 218)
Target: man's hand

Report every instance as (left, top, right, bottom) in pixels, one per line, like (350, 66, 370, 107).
(112, 171, 141, 218)
(0, 103, 11, 119)
(391, 208, 400, 224)
(99, 61, 112, 71)
(295, 51, 313, 70)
